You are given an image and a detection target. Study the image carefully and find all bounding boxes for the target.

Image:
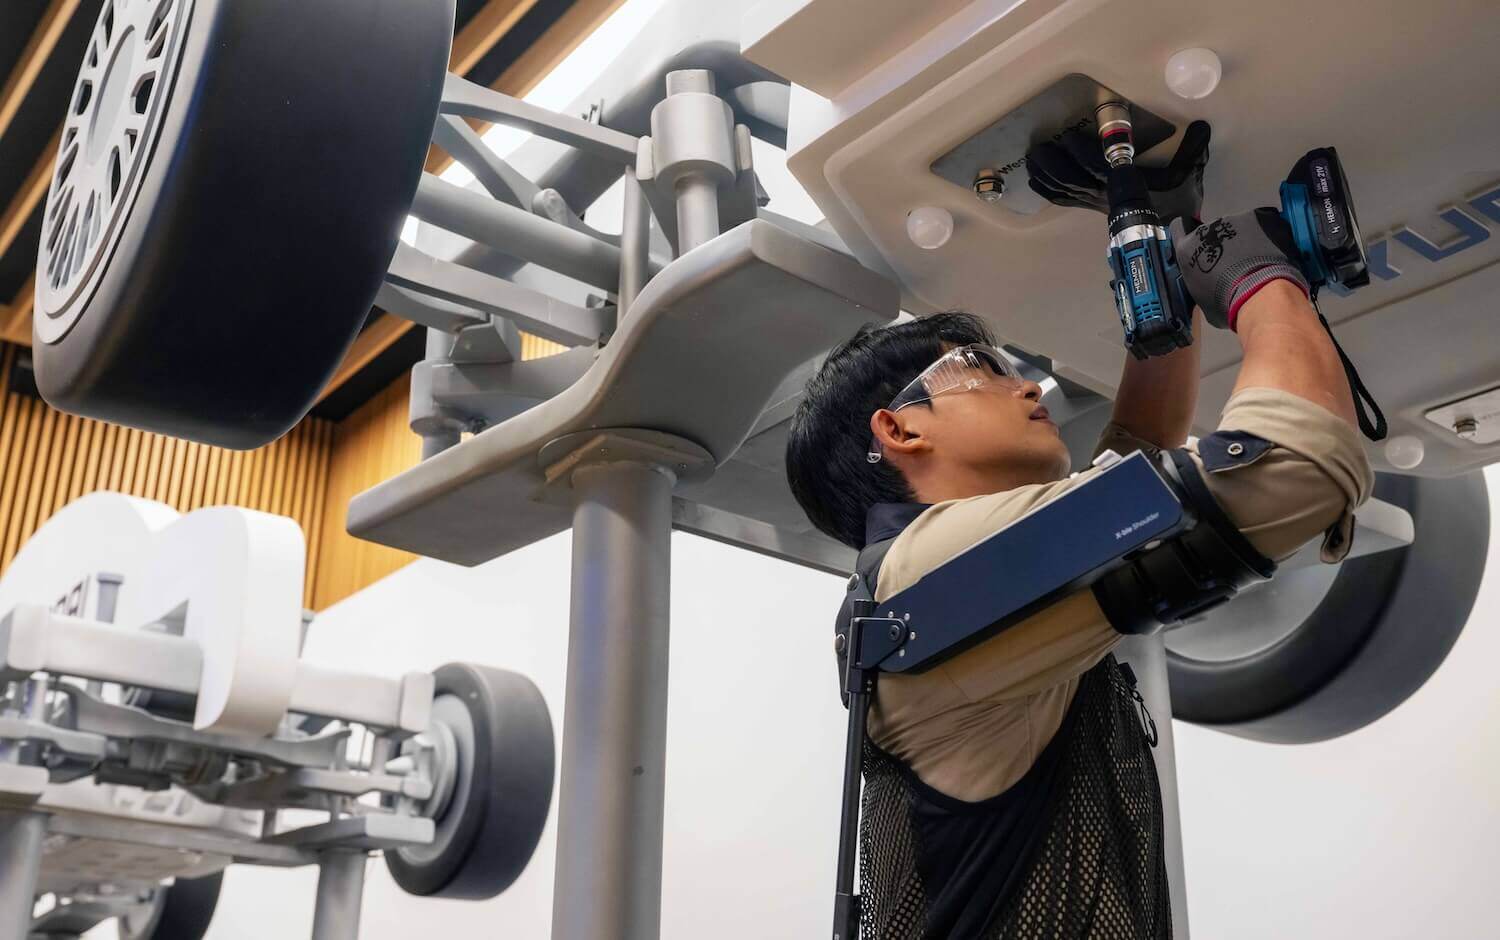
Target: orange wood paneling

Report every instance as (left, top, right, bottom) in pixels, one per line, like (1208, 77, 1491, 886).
(312, 372, 423, 610)
(0, 345, 333, 607)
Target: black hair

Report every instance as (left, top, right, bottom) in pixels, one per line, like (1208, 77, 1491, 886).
(786, 311, 995, 549)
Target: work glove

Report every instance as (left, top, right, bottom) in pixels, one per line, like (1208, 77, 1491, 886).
(1026, 120, 1212, 227)
(1173, 209, 1311, 331)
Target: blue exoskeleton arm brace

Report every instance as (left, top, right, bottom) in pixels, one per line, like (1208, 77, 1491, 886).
(834, 447, 1276, 692)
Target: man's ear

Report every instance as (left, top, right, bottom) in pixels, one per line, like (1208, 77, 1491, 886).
(871, 408, 930, 460)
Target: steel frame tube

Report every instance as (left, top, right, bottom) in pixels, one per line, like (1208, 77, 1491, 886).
(1115, 634, 1189, 940)
(552, 461, 675, 940)
(310, 849, 367, 940)
(411, 174, 623, 292)
(419, 329, 462, 460)
(0, 810, 47, 940)
(619, 173, 651, 318)
(675, 175, 721, 255)
(441, 73, 639, 165)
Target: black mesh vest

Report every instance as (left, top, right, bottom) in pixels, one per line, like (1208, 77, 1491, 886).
(845, 505, 1171, 940)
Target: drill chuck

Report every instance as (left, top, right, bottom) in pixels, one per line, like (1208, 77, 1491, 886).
(1095, 101, 1136, 167)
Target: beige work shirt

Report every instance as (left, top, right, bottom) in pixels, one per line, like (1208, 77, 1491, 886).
(868, 387, 1375, 802)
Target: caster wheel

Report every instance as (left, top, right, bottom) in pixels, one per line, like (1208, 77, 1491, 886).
(385, 663, 555, 899)
(33, 0, 455, 448)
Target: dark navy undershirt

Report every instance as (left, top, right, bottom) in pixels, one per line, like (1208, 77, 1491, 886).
(863, 501, 931, 547)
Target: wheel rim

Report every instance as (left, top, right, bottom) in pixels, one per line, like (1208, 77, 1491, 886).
(36, 0, 193, 343)
(396, 693, 477, 868)
(117, 888, 165, 939)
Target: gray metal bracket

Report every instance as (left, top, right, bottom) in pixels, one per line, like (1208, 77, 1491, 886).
(440, 73, 639, 165)
(264, 813, 433, 853)
(385, 241, 614, 348)
(410, 347, 594, 437)
(537, 429, 715, 503)
(65, 686, 349, 770)
(431, 113, 540, 210)
(196, 764, 430, 815)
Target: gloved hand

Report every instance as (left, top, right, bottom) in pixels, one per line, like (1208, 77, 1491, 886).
(1173, 209, 1311, 331)
(1026, 120, 1212, 226)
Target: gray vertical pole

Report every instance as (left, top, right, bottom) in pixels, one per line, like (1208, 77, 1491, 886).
(309, 850, 366, 940)
(419, 329, 461, 460)
(618, 173, 651, 318)
(552, 461, 675, 940)
(674, 179, 720, 254)
(1115, 634, 1190, 940)
(662, 70, 723, 255)
(0, 810, 46, 940)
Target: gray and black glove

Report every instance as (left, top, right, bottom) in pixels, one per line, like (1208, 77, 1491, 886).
(1173, 208, 1310, 331)
(1026, 120, 1211, 227)
(1177, 208, 1388, 440)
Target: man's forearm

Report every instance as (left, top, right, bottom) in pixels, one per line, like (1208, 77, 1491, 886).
(1107, 309, 1203, 449)
(1232, 280, 1357, 427)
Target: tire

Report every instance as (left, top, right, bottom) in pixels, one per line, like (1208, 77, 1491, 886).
(117, 871, 223, 940)
(1166, 471, 1489, 743)
(33, 0, 455, 449)
(385, 663, 555, 899)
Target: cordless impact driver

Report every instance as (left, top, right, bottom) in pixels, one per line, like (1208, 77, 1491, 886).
(1096, 101, 1371, 360)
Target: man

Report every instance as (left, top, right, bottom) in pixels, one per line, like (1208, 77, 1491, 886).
(785, 132, 1373, 938)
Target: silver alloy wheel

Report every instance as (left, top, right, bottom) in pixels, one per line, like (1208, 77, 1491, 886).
(36, 0, 191, 344)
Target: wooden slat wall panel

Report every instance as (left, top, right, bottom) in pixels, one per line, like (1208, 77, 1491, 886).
(0, 345, 334, 607)
(313, 372, 423, 610)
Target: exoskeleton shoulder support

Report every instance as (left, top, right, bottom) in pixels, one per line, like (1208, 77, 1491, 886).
(835, 447, 1276, 690)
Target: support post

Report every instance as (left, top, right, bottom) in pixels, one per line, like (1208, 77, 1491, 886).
(619, 173, 651, 318)
(309, 850, 366, 940)
(418, 329, 462, 460)
(0, 810, 46, 940)
(674, 177, 721, 255)
(1115, 633, 1189, 940)
(551, 461, 675, 940)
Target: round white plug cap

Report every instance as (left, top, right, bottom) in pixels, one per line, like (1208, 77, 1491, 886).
(1384, 434, 1426, 470)
(906, 206, 954, 250)
(1165, 48, 1222, 99)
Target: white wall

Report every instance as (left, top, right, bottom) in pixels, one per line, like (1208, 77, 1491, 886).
(172, 466, 1500, 939)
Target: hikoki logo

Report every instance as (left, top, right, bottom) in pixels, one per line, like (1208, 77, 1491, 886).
(1326, 180, 1500, 295)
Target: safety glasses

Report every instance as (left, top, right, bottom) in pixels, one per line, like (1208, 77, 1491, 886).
(867, 344, 1024, 463)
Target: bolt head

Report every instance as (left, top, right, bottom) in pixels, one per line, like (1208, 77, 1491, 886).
(972, 170, 1005, 202)
(1454, 417, 1480, 440)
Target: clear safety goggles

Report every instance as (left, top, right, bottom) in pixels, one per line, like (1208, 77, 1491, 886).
(867, 344, 1024, 463)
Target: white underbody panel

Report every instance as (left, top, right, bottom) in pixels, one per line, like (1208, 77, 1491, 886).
(758, 0, 1500, 477)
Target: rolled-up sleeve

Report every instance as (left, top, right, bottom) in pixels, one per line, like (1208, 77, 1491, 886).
(1194, 387, 1374, 562)
(1097, 387, 1375, 563)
